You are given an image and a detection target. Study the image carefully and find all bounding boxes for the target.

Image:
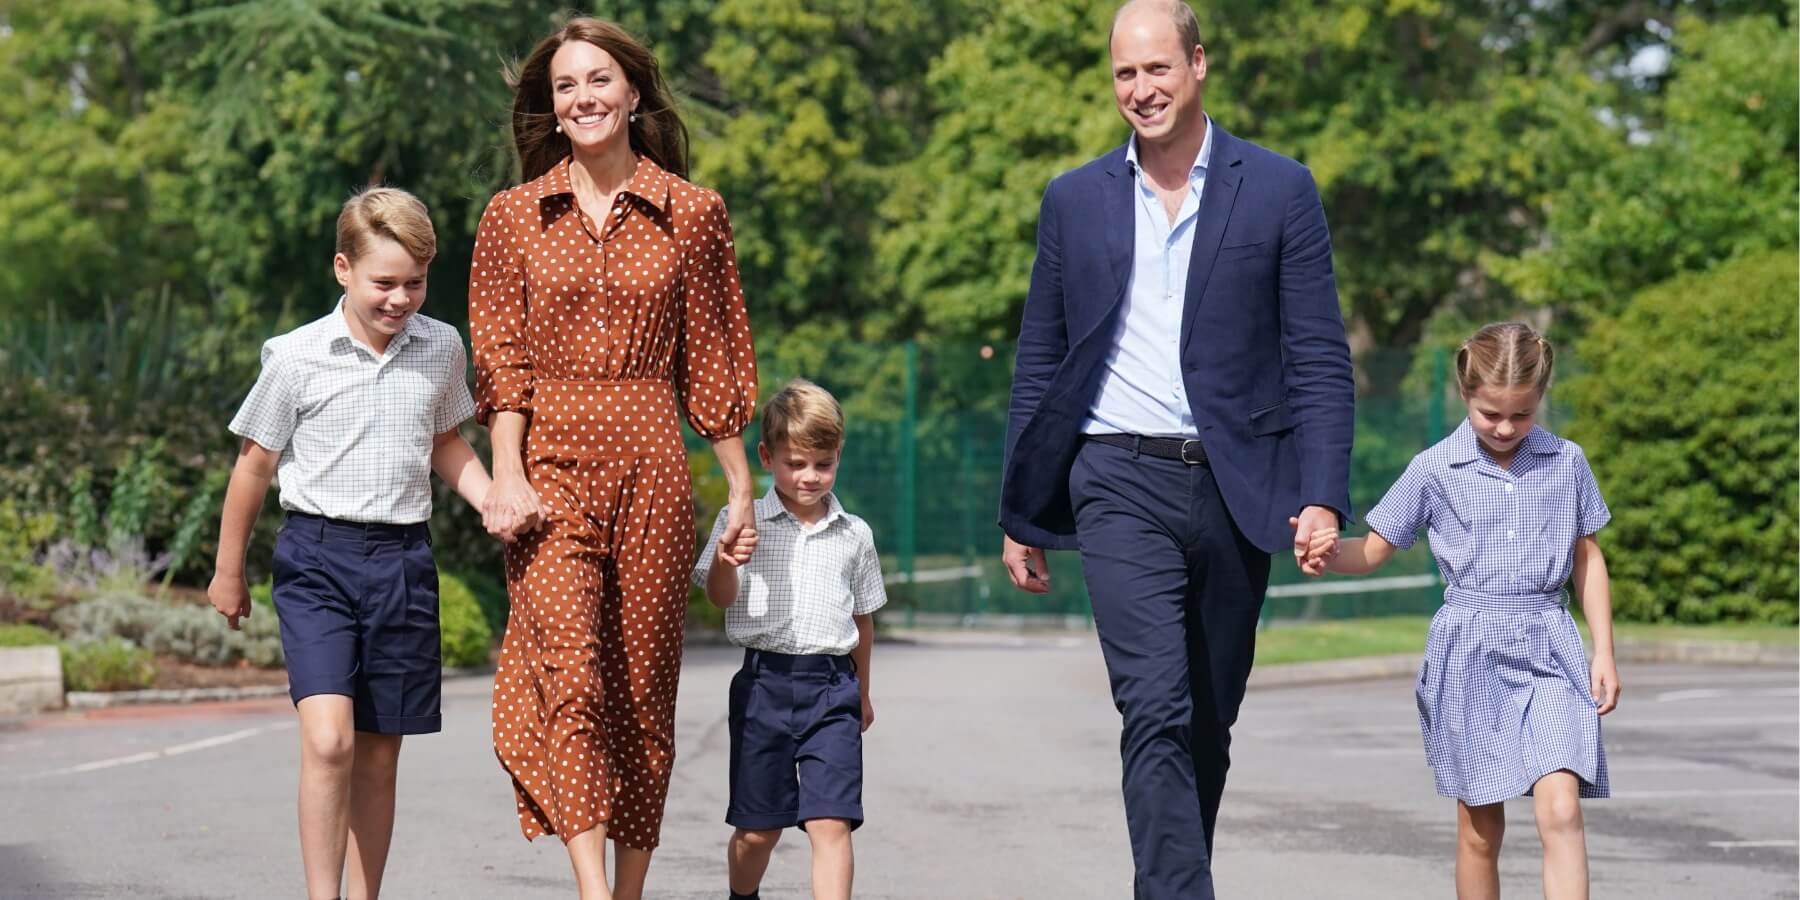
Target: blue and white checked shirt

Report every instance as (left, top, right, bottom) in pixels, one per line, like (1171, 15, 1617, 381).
(693, 489, 887, 655)
(1081, 118, 1214, 438)
(1366, 420, 1611, 596)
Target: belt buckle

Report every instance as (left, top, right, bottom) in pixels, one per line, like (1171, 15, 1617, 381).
(1179, 439, 1205, 465)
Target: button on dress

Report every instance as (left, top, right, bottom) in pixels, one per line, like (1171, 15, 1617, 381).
(470, 155, 756, 848)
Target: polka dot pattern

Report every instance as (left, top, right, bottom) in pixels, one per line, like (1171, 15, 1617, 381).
(468, 155, 758, 850)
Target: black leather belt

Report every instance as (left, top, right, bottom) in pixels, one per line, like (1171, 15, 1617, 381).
(1086, 433, 1209, 465)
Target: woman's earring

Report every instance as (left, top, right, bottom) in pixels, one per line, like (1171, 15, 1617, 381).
(629, 111, 640, 123)
(554, 123, 563, 134)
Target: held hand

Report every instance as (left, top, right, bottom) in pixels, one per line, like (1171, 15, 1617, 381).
(860, 691, 875, 733)
(483, 470, 545, 543)
(1590, 654, 1621, 715)
(1002, 535, 1051, 594)
(718, 503, 758, 566)
(208, 572, 252, 631)
(1291, 506, 1340, 577)
(1288, 516, 1340, 576)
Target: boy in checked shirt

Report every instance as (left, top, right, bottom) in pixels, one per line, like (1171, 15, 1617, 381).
(208, 187, 492, 900)
(694, 378, 887, 900)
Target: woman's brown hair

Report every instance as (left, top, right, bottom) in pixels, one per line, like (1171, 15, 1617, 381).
(506, 17, 689, 183)
(1455, 322, 1555, 397)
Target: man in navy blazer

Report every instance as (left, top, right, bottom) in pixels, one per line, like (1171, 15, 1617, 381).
(999, 2, 1354, 896)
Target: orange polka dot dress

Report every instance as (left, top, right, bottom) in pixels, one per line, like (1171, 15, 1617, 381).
(469, 155, 756, 850)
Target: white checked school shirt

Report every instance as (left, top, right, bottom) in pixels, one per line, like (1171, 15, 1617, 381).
(692, 489, 887, 655)
(229, 300, 477, 524)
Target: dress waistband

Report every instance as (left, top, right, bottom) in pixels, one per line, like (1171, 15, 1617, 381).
(1442, 587, 1566, 612)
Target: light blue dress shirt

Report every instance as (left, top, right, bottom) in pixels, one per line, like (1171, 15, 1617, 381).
(1081, 116, 1214, 438)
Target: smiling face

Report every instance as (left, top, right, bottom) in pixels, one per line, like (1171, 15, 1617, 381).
(334, 236, 428, 353)
(1110, 2, 1207, 150)
(549, 39, 638, 155)
(1464, 384, 1542, 465)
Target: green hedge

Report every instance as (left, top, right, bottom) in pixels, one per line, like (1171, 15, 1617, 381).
(438, 573, 493, 668)
(1563, 249, 1799, 623)
(63, 638, 158, 692)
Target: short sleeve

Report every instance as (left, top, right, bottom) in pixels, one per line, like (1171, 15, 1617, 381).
(849, 528, 887, 616)
(469, 193, 533, 425)
(691, 505, 733, 588)
(1364, 455, 1432, 551)
(1571, 446, 1611, 537)
(675, 190, 758, 440)
(433, 337, 477, 434)
(229, 339, 299, 451)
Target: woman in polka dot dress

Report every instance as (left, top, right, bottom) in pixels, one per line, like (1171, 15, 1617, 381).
(469, 18, 758, 900)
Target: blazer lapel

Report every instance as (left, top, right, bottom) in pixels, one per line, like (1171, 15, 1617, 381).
(1103, 147, 1134, 302)
(1179, 128, 1243, 354)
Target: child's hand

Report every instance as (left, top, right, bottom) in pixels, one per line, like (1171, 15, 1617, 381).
(1590, 654, 1621, 715)
(718, 524, 758, 566)
(207, 572, 252, 631)
(1288, 516, 1339, 576)
(860, 690, 875, 733)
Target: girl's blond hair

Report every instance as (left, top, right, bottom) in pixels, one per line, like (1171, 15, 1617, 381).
(1455, 322, 1554, 396)
(760, 378, 844, 452)
(335, 187, 436, 264)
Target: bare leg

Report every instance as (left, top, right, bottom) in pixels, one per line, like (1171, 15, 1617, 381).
(296, 696, 356, 900)
(1456, 800, 1505, 900)
(728, 828, 782, 896)
(805, 819, 853, 900)
(567, 826, 612, 900)
(1534, 771, 1589, 900)
(611, 843, 653, 900)
(344, 733, 403, 900)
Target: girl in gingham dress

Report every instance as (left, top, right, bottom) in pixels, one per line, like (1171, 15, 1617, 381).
(1302, 322, 1620, 900)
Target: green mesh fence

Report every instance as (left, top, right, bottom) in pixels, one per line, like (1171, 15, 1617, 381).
(688, 340, 1575, 625)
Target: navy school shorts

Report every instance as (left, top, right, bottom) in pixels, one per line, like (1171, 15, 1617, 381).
(272, 512, 442, 735)
(727, 648, 865, 831)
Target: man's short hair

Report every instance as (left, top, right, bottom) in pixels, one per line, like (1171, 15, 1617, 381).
(1111, 0, 1203, 56)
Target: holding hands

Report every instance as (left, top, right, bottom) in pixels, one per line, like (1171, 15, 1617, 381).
(482, 471, 546, 543)
(715, 500, 759, 567)
(1289, 506, 1341, 577)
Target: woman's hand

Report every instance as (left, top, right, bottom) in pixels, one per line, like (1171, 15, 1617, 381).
(483, 469, 545, 542)
(716, 494, 758, 565)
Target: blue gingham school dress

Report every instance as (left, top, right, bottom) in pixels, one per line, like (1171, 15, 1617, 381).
(1365, 421, 1611, 806)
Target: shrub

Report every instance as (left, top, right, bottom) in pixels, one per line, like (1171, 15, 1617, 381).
(0, 623, 58, 647)
(63, 638, 157, 692)
(1562, 249, 1799, 623)
(53, 591, 284, 668)
(438, 573, 493, 668)
(449, 568, 509, 637)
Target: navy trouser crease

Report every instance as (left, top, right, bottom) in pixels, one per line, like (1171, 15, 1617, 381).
(1069, 440, 1272, 900)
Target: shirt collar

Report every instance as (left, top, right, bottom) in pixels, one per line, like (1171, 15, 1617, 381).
(323, 296, 421, 358)
(1447, 418, 1563, 466)
(1125, 113, 1212, 186)
(754, 486, 845, 529)
(527, 154, 673, 214)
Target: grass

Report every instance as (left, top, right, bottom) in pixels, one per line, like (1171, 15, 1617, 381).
(1255, 615, 1797, 666)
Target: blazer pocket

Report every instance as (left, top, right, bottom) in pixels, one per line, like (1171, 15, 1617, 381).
(1215, 240, 1269, 263)
(1249, 400, 1295, 436)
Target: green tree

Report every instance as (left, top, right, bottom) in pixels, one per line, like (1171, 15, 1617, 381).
(1561, 250, 1798, 624)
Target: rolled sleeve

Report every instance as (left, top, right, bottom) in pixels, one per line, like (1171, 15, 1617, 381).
(1571, 446, 1612, 537)
(433, 338, 477, 434)
(229, 339, 299, 451)
(850, 529, 887, 616)
(675, 190, 758, 440)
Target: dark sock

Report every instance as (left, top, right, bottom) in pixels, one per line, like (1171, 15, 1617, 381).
(729, 891, 760, 900)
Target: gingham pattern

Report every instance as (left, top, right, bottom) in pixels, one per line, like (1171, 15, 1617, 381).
(1366, 420, 1612, 804)
(692, 489, 886, 655)
(229, 301, 476, 524)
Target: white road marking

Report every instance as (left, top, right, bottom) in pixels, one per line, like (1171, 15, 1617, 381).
(24, 722, 294, 780)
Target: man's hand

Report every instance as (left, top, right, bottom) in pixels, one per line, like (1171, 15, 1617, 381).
(1291, 505, 1340, 576)
(1002, 534, 1051, 593)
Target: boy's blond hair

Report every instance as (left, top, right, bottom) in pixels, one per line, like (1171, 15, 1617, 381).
(335, 187, 436, 264)
(760, 378, 844, 452)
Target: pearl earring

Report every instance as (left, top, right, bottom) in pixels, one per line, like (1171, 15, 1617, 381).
(629, 111, 640, 123)
(554, 123, 562, 133)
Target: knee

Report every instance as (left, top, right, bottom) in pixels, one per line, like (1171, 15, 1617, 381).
(732, 828, 782, 854)
(354, 738, 403, 785)
(1536, 794, 1583, 838)
(1460, 812, 1504, 858)
(805, 818, 852, 847)
(302, 725, 355, 770)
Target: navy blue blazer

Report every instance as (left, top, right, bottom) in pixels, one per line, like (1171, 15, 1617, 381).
(1000, 123, 1354, 555)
